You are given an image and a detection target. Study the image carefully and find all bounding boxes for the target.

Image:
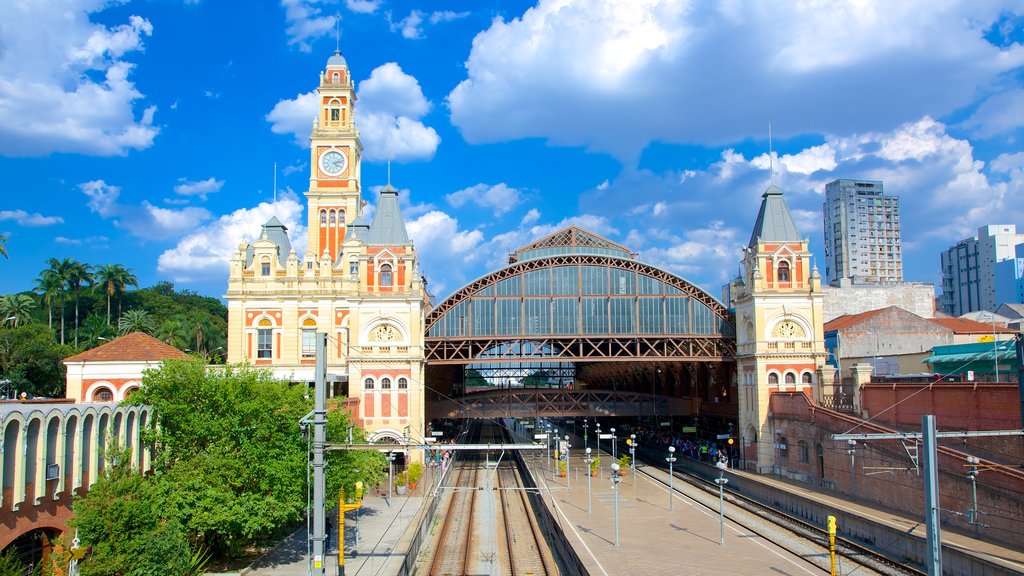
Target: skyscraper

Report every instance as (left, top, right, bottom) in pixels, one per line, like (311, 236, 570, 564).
(940, 225, 1024, 315)
(822, 179, 903, 286)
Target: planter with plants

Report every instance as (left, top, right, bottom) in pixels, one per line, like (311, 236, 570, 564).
(558, 459, 568, 477)
(617, 454, 631, 476)
(407, 462, 424, 491)
(589, 456, 599, 477)
(395, 471, 408, 495)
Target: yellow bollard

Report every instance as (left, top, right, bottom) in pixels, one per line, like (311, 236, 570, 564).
(827, 515, 837, 576)
(339, 482, 364, 576)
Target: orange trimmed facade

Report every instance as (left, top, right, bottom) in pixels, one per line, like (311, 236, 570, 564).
(63, 332, 187, 403)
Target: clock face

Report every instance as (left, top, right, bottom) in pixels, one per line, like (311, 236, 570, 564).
(319, 149, 348, 176)
(773, 320, 803, 339)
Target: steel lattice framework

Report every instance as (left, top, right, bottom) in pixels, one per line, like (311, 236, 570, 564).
(425, 254, 736, 364)
(429, 388, 700, 419)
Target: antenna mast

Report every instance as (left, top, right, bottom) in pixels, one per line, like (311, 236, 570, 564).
(769, 123, 775, 185)
(273, 162, 277, 203)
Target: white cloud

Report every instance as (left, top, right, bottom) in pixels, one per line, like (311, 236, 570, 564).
(448, 0, 1024, 161)
(0, 210, 64, 226)
(389, 10, 470, 39)
(0, 4, 158, 156)
(346, 0, 382, 14)
(283, 161, 308, 176)
(54, 235, 108, 246)
(174, 177, 224, 201)
(79, 179, 213, 240)
(158, 191, 307, 281)
(281, 0, 339, 52)
(445, 183, 524, 216)
(962, 89, 1024, 138)
(266, 63, 440, 161)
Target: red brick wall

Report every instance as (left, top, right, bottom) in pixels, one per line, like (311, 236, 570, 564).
(862, 381, 1021, 431)
(0, 478, 83, 550)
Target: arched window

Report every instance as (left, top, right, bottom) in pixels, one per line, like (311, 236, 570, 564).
(301, 318, 317, 358)
(363, 377, 374, 390)
(398, 377, 408, 390)
(379, 263, 393, 286)
(123, 387, 139, 401)
(329, 98, 341, 121)
(329, 210, 336, 225)
(381, 377, 392, 390)
(257, 318, 273, 359)
(93, 387, 114, 402)
(802, 372, 813, 385)
(320, 210, 327, 225)
(785, 372, 796, 385)
(768, 373, 779, 385)
(337, 209, 345, 225)
(777, 261, 791, 283)
(331, 72, 340, 83)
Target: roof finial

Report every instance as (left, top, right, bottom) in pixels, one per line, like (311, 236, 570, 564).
(386, 124, 392, 187)
(768, 122, 775, 186)
(335, 14, 341, 53)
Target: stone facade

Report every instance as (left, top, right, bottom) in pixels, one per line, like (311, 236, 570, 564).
(225, 49, 427, 450)
(822, 280, 935, 322)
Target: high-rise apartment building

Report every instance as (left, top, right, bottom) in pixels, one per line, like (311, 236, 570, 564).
(822, 179, 903, 286)
(940, 225, 1024, 315)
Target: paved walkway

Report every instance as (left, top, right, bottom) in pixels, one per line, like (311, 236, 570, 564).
(526, 448, 838, 576)
(242, 478, 436, 576)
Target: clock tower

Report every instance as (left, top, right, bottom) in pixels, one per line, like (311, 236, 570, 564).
(730, 184, 829, 473)
(307, 49, 363, 263)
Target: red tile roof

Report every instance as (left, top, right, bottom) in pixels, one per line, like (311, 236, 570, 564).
(64, 332, 188, 363)
(823, 308, 889, 332)
(927, 317, 1019, 334)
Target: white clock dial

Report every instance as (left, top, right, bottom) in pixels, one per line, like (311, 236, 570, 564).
(319, 150, 348, 176)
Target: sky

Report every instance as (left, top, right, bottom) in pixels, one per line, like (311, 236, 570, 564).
(2, 0, 1024, 305)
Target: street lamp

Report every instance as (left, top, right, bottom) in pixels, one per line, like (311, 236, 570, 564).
(583, 447, 594, 514)
(610, 462, 622, 546)
(595, 422, 602, 458)
(966, 456, 980, 534)
(545, 427, 552, 476)
(583, 418, 589, 452)
(386, 452, 396, 507)
(666, 446, 677, 511)
(610, 427, 617, 460)
(847, 439, 857, 500)
(629, 433, 637, 485)
(564, 435, 571, 491)
(714, 460, 729, 545)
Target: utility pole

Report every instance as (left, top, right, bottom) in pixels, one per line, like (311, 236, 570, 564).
(311, 333, 327, 576)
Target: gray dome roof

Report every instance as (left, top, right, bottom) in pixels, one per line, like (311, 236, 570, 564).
(327, 50, 346, 67)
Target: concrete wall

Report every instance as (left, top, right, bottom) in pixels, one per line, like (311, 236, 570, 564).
(823, 282, 935, 322)
(833, 307, 950, 357)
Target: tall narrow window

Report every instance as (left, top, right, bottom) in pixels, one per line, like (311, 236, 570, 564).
(320, 210, 327, 225)
(257, 321, 273, 359)
(330, 108, 339, 122)
(349, 260, 358, 276)
(380, 263, 393, 286)
(329, 210, 336, 225)
(301, 319, 317, 358)
(261, 258, 271, 276)
(777, 261, 791, 282)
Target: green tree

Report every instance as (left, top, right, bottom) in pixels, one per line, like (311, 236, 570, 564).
(0, 232, 7, 259)
(40, 258, 68, 344)
(59, 258, 93, 348)
(79, 313, 117, 349)
(118, 308, 153, 335)
(0, 324, 75, 397)
(0, 294, 35, 327)
(69, 457, 201, 576)
(129, 359, 383, 556)
(94, 264, 138, 325)
(34, 267, 63, 333)
(154, 316, 189, 349)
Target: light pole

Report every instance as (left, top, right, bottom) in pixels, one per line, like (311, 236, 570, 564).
(564, 435, 571, 491)
(595, 422, 602, 457)
(610, 462, 622, 546)
(610, 427, 617, 460)
(629, 434, 637, 485)
(386, 451, 396, 507)
(966, 456, 980, 535)
(552, 428, 559, 476)
(583, 418, 589, 452)
(584, 447, 593, 514)
(847, 439, 857, 500)
(666, 446, 676, 511)
(714, 461, 729, 545)
(546, 427, 552, 477)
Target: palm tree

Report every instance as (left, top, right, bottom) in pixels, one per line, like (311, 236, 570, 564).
(60, 258, 93, 347)
(34, 268, 63, 332)
(0, 294, 34, 327)
(0, 233, 7, 259)
(118, 308, 153, 335)
(95, 264, 138, 325)
(39, 259, 68, 343)
(155, 316, 190, 349)
(80, 313, 117, 348)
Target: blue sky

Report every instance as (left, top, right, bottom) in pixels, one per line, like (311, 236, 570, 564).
(2, 0, 1024, 303)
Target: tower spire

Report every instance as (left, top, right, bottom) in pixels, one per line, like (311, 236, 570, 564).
(386, 126, 392, 187)
(768, 122, 775, 186)
(335, 14, 341, 53)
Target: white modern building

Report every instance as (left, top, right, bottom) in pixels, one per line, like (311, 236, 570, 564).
(822, 179, 903, 286)
(940, 224, 1024, 316)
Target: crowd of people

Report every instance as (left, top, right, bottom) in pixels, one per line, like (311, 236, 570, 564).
(589, 422, 736, 467)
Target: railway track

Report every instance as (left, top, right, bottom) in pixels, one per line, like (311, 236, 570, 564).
(638, 463, 926, 576)
(424, 421, 559, 576)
